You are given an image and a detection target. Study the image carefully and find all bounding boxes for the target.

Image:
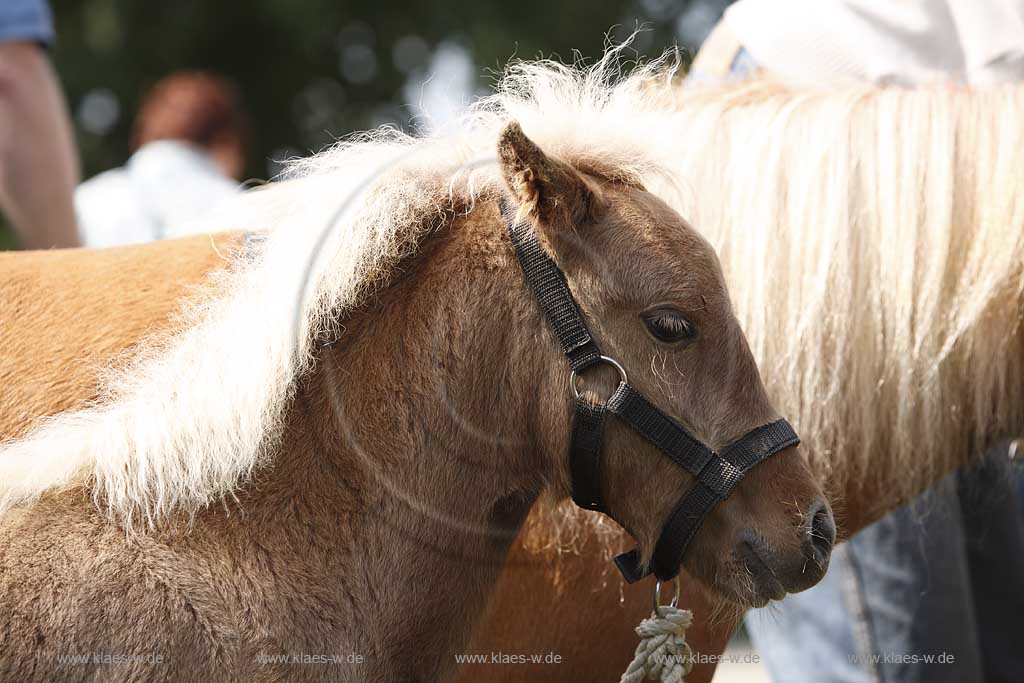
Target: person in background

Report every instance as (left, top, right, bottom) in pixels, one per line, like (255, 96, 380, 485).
(687, 2, 1024, 682)
(689, 0, 1024, 86)
(75, 71, 249, 248)
(0, 0, 80, 248)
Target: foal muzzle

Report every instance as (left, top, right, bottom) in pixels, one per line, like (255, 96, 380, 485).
(502, 198, 800, 582)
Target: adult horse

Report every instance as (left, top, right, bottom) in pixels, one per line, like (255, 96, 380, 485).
(0, 58, 830, 681)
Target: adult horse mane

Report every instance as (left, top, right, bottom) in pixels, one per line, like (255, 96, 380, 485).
(0, 50, 683, 530)
(663, 80, 1024, 529)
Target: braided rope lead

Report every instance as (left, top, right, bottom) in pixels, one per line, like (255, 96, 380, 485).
(619, 606, 694, 683)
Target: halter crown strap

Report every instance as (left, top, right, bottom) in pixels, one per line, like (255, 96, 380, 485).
(501, 201, 601, 373)
(501, 198, 800, 582)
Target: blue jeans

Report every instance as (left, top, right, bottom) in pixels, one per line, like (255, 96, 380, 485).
(745, 447, 1024, 683)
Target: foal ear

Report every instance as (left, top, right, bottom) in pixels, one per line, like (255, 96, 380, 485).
(498, 121, 604, 229)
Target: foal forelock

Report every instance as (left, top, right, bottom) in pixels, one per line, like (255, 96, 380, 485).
(0, 46, 686, 529)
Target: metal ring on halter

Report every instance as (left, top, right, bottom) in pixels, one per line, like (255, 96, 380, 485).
(570, 355, 628, 401)
(652, 576, 681, 618)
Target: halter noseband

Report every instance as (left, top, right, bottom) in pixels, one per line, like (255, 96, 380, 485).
(502, 198, 800, 583)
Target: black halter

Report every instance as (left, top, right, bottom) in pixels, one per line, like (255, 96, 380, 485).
(502, 199, 800, 583)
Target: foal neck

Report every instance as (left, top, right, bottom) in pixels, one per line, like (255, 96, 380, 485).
(251, 203, 570, 680)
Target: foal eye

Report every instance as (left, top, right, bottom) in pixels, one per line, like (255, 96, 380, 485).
(642, 308, 697, 344)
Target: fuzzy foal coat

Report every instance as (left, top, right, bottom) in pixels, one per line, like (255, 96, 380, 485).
(0, 219, 732, 683)
(0, 229, 732, 683)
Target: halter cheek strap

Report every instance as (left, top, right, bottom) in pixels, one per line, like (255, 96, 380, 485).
(502, 198, 800, 582)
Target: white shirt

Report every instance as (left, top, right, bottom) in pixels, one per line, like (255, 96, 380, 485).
(75, 140, 240, 248)
(725, 0, 1024, 85)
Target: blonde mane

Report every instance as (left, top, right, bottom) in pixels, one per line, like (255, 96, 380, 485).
(0, 48, 683, 529)
(666, 81, 1024, 518)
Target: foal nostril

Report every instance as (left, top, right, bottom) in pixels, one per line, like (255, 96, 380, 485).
(805, 498, 836, 564)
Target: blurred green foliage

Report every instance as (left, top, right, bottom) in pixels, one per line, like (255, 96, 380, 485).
(1, 0, 726, 248)
(0, 216, 16, 250)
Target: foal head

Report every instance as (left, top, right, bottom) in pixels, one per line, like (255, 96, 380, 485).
(498, 123, 833, 606)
